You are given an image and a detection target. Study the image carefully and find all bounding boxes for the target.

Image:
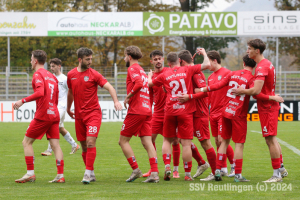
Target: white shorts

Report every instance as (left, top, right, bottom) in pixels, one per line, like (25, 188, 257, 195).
(58, 108, 66, 128)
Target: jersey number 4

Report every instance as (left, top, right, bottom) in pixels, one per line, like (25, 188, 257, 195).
(169, 79, 187, 97)
(227, 81, 246, 101)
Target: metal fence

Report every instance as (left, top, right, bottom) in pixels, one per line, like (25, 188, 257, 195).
(1, 66, 300, 101)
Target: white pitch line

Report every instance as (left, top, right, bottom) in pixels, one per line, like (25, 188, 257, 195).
(251, 130, 300, 156)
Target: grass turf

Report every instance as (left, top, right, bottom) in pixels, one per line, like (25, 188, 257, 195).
(0, 121, 299, 199)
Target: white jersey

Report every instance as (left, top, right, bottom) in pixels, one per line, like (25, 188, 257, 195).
(55, 73, 68, 110)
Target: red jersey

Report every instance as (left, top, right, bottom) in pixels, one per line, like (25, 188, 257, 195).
(67, 67, 108, 120)
(192, 72, 209, 118)
(126, 63, 152, 116)
(151, 67, 169, 116)
(207, 67, 231, 117)
(255, 59, 279, 113)
(152, 64, 201, 116)
(207, 69, 255, 120)
(29, 68, 60, 122)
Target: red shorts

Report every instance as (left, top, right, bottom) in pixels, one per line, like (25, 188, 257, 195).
(222, 117, 247, 143)
(164, 113, 193, 139)
(194, 117, 210, 141)
(259, 111, 278, 137)
(121, 114, 152, 137)
(209, 115, 222, 137)
(151, 114, 164, 134)
(75, 111, 102, 141)
(25, 118, 59, 140)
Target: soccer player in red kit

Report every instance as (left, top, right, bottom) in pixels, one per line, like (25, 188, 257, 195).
(196, 54, 256, 182)
(142, 50, 181, 179)
(119, 46, 159, 183)
(177, 50, 215, 179)
(67, 47, 122, 184)
(14, 50, 65, 183)
(148, 49, 211, 181)
(232, 39, 288, 182)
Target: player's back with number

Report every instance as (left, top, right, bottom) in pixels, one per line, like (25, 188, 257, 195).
(33, 68, 59, 122)
(126, 63, 151, 115)
(223, 70, 254, 120)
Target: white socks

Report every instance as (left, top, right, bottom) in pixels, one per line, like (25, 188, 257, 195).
(85, 169, 92, 176)
(273, 169, 281, 178)
(221, 167, 228, 173)
(173, 166, 179, 172)
(63, 132, 77, 148)
(47, 142, 52, 152)
(27, 170, 34, 176)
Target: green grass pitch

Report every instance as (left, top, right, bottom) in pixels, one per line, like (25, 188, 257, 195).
(0, 121, 299, 199)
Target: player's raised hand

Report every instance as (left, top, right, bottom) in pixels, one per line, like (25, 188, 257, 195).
(148, 69, 153, 78)
(114, 101, 123, 111)
(13, 100, 23, 110)
(177, 93, 190, 103)
(67, 109, 75, 119)
(196, 48, 206, 56)
(272, 94, 284, 103)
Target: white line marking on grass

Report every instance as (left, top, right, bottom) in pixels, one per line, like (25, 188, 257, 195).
(251, 130, 300, 156)
(5, 155, 17, 156)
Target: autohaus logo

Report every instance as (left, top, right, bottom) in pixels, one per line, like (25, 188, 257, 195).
(56, 15, 90, 28)
(144, 14, 164, 34)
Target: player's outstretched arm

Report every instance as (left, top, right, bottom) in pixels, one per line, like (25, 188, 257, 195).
(103, 82, 122, 111)
(13, 85, 44, 110)
(67, 89, 75, 119)
(232, 79, 264, 96)
(254, 93, 284, 103)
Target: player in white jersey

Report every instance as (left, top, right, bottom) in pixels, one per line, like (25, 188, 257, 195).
(41, 58, 80, 156)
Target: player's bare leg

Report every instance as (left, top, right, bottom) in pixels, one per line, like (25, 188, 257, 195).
(264, 136, 282, 182)
(181, 139, 193, 181)
(140, 136, 159, 183)
(119, 135, 142, 182)
(172, 138, 180, 178)
(15, 136, 36, 183)
(143, 133, 159, 177)
(162, 137, 175, 181)
(48, 139, 65, 183)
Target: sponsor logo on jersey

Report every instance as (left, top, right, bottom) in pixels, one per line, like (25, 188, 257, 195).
(35, 79, 42, 84)
(218, 75, 222, 80)
(71, 78, 77, 80)
(49, 102, 53, 106)
(84, 76, 89, 82)
(173, 104, 185, 109)
(209, 79, 213, 81)
(225, 107, 236, 116)
(142, 102, 150, 109)
(47, 109, 55, 115)
(132, 73, 139, 78)
(198, 79, 205, 84)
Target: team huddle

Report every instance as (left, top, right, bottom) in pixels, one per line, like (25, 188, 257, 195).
(13, 38, 288, 184)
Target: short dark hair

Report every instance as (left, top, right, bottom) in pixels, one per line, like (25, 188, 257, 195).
(207, 50, 221, 64)
(247, 39, 266, 54)
(77, 47, 93, 59)
(124, 46, 143, 60)
(178, 50, 193, 64)
(243, 54, 256, 68)
(32, 50, 47, 65)
(167, 52, 178, 64)
(150, 50, 163, 59)
(49, 58, 62, 66)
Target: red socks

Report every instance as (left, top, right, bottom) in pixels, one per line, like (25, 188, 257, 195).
(82, 152, 87, 166)
(205, 147, 216, 175)
(163, 153, 172, 165)
(149, 157, 158, 172)
(191, 143, 205, 166)
(56, 160, 64, 174)
(25, 156, 34, 170)
(271, 158, 281, 169)
(127, 156, 138, 170)
(217, 153, 227, 170)
(235, 159, 243, 174)
(86, 147, 96, 170)
(226, 145, 234, 165)
(172, 144, 180, 166)
(280, 154, 283, 164)
(184, 161, 192, 172)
